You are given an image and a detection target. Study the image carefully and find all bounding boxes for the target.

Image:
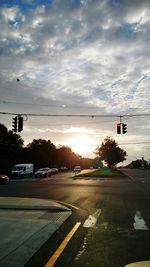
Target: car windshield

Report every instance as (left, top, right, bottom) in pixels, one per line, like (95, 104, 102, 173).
(13, 166, 24, 171)
(0, 1, 150, 267)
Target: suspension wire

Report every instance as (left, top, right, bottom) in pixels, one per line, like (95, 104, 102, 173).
(0, 111, 150, 118)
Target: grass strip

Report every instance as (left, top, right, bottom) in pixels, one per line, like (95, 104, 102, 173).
(76, 169, 127, 178)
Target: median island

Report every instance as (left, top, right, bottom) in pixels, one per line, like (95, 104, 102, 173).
(75, 168, 127, 178)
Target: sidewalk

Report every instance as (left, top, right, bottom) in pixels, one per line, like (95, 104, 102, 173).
(0, 197, 72, 267)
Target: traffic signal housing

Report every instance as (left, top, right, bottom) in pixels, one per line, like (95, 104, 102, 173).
(12, 116, 18, 132)
(117, 123, 121, 134)
(18, 116, 23, 132)
(122, 123, 127, 134)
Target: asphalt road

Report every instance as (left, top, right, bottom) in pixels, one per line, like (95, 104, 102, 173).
(0, 169, 150, 267)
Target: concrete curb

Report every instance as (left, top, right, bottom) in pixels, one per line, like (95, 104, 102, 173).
(0, 197, 71, 211)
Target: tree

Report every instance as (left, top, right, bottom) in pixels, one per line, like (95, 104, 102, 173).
(126, 159, 148, 169)
(0, 124, 23, 148)
(26, 139, 56, 169)
(92, 157, 103, 168)
(97, 137, 127, 168)
(56, 146, 81, 169)
(0, 124, 24, 174)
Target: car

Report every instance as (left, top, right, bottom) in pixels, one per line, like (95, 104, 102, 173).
(0, 174, 10, 184)
(60, 166, 68, 171)
(51, 168, 59, 174)
(34, 168, 51, 178)
(73, 166, 81, 173)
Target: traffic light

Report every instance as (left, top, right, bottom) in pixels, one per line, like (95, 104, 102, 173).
(18, 116, 23, 132)
(122, 123, 127, 134)
(117, 123, 121, 134)
(12, 116, 18, 132)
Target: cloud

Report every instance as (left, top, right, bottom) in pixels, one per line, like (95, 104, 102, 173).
(0, 0, 150, 160)
(1, 0, 150, 113)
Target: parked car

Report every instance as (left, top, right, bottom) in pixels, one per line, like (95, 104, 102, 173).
(73, 166, 81, 173)
(60, 166, 68, 171)
(51, 168, 59, 174)
(0, 174, 10, 184)
(34, 168, 51, 178)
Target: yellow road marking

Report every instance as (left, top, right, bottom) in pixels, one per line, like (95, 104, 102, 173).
(44, 222, 81, 267)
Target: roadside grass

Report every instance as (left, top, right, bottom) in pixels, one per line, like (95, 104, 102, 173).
(75, 168, 127, 178)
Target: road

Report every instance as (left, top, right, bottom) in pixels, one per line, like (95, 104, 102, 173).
(121, 168, 150, 184)
(0, 169, 150, 267)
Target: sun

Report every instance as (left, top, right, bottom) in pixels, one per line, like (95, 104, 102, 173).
(66, 135, 94, 156)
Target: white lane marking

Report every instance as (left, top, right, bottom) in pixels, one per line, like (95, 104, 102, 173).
(133, 210, 149, 230)
(75, 236, 87, 260)
(83, 209, 101, 228)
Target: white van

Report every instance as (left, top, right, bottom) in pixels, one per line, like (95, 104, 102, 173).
(11, 164, 33, 178)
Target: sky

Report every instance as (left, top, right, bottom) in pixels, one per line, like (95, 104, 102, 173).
(0, 0, 150, 164)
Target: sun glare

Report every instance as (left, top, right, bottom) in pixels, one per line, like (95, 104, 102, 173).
(66, 135, 94, 156)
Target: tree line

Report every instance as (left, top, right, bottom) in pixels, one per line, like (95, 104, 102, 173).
(0, 123, 129, 175)
(0, 124, 94, 174)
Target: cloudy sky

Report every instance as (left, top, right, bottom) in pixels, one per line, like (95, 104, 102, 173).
(0, 0, 150, 163)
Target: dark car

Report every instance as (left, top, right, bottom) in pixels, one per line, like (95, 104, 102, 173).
(51, 168, 59, 174)
(60, 166, 68, 171)
(0, 174, 10, 184)
(34, 168, 52, 178)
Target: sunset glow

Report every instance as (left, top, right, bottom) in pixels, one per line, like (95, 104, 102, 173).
(65, 135, 94, 156)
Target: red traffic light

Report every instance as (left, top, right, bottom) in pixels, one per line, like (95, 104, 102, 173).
(117, 123, 121, 134)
